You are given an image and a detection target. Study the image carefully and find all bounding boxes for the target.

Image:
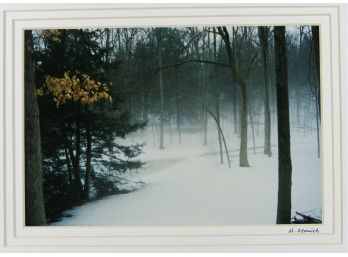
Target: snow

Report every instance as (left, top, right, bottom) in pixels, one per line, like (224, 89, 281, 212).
(50, 124, 321, 226)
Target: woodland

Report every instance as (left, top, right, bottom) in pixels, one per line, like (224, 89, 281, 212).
(25, 26, 321, 225)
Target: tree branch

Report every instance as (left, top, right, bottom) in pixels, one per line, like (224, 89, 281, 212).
(243, 50, 259, 75)
(182, 30, 204, 52)
(153, 59, 230, 74)
(199, 100, 232, 168)
(203, 28, 220, 35)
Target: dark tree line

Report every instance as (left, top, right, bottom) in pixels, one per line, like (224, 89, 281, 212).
(25, 25, 320, 225)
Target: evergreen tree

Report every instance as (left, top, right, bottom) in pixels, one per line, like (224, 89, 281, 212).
(33, 29, 144, 221)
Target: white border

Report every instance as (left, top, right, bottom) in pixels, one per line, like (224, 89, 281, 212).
(0, 4, 346, 252)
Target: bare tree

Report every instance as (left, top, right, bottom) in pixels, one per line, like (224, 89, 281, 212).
(258, 26, 272, 157)
(217, 26, 257, 167)
(213, 27, 224, 164)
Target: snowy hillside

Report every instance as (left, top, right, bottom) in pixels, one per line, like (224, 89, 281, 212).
(51, 128, 321, 226)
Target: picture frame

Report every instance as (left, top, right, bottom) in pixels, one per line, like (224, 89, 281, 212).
(0, 3, 347, 252)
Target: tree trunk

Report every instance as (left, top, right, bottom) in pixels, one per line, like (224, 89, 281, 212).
(274, 26, 292, 224)
(64, 146, 73, 183)
(258, 26, 272, 157)
(296, 27, 303, 130)
(217, 26, 249, 167)
(315, 96, 320, 158)
(25, 30, 47, 226)
(311, 26, 320, 120)
(239, 83, 250, 167)
(202, 103, 231, 168)
(84, 111, 92, 200)
(175, 67, 182, 144)
(232, 27, 240, 135)
(248, 75, 256, 155)
(296, 89, 301, 131)
(142, 41, 150, 124)
(157, 29, 165, 149)
(232, 80, 239, 134)
(311, 26, 321, 158)
(61, 122, 81, 199)
(213, 28, 224, 164)
(73, 112, 83, 201)
(202, 31, 208, 146)
(105, 28, 110, 64)
(143, 85, 149, 123)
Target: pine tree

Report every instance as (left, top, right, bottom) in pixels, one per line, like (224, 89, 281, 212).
(33, 29, 145, 221)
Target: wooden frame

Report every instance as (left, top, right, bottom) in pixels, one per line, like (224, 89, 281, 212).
(0, 3, 346, 252)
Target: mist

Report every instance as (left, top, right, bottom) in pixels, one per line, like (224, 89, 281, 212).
(25, 26, 321, 225)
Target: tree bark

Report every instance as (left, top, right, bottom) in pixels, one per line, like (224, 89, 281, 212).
(25, 30, 47, 226)
(274, 26, 292, 224)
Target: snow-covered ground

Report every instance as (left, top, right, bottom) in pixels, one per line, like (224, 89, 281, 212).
(51, 123, 321, 226)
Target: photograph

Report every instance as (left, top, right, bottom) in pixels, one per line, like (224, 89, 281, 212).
(24, 25, 322, 227)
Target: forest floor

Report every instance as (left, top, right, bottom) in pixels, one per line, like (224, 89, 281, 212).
(51, 128, 321, 226)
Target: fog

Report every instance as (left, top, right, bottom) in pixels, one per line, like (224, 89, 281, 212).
(27, 26, 321, 225)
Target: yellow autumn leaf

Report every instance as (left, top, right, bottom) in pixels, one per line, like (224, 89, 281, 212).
(37, 71, 113, 108)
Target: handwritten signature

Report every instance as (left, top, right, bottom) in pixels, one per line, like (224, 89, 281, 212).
(288, 228, 320, 234)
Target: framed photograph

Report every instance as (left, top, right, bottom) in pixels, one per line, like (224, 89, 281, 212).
(0, 3, 347, 252)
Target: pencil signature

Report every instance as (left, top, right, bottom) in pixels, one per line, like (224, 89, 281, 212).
(288, 228, 320, 234)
